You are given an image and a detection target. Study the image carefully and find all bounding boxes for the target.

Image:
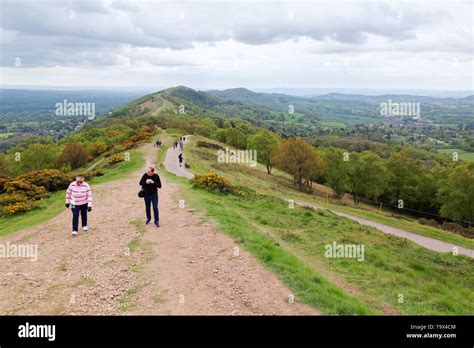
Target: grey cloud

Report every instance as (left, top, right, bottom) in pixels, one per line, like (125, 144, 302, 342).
(0, 0, 471, 68)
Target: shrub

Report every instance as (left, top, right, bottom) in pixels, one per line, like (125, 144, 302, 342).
(418, 218, 436, 227)
(0, 193, 27, 205)
(88, 141, 109, 157)
(196, 140, 224, 150)
(0, 180, 48, 216)
(0, 177, 9, 193)
(112, 145, 125, 154)
(191, 173, 233, 193)
(4, 180, 48, 199)
(17, 169, 70, 192)
(0, 201, 40, 216)
(91, 168, 105, 177)
(108, 155, 125, 165)
(58, 142, 90, 169)
(122, 125, 156, 149)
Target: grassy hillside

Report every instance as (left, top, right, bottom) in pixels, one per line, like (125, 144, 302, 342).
(183, 136, 474, 249)
(163, 133, 474, 315)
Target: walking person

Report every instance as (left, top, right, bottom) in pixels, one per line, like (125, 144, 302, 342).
(65, 175, 92, 237)
(179, 140, 184, 150)
(139, 166, 162, 227)
(178, 153, 183, 167)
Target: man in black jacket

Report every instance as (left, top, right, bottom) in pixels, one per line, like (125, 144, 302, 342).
(139, 166, 162, 227)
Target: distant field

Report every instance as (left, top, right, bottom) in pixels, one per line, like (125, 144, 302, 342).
(320, 121, 347, 128)
(437, 148, 474, 161)
(0, 133, 14, 139)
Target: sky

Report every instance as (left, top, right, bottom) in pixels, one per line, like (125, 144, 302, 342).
(0, 0, 472, 91)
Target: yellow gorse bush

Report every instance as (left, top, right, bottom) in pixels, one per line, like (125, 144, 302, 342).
(191, 172, 233, 193)
(107, 155, 125, 165)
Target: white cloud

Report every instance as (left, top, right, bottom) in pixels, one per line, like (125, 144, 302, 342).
(0, 0, 472, 90)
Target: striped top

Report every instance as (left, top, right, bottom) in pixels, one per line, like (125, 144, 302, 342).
(65, 181, 93, 207)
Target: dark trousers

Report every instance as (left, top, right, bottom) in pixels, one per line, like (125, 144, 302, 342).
(72, 204, 88, 231)
(144, 193, 159, 223)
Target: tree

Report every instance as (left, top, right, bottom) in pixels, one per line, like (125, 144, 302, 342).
(13, 143, 58, 174)
(271, 138, 324, 191)
(438, 162, 474, 226)
(0, 153, 9, 177)
(196, 117, 217, 137)
(320, 147, 349, 198)
(383, 151, 425, 210)
(58, 142, 90, 169)
(303, 149, 325, 188)
(248, 130, 280, 174)
(225, 128, 247, 149)
(346, 151, 388, 205)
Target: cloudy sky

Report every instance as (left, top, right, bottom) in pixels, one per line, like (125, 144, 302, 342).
(0, 0, 472, 90)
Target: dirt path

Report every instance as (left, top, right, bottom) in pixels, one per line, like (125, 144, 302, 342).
(0, 141, 317, 315)
(297, 201, 474, 258)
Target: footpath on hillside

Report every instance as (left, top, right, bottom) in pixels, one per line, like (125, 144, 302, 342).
(296, 201, 474, 259)
(165, 136, 473, 259)
(0, 140, 316, 315)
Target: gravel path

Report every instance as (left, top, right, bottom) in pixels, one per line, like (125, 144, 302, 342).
(296, 201, 474, 258)
(163, 143, 194, 179)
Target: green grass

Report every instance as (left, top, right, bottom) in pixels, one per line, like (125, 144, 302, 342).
(128, 218, 155, 273)
(0, 145, 146, 237)
(89, 148, 144, 185)
(119, 283, 147, 312)
(183, 135, 474, 250)
(128, 218, 146, 252)
(0, 191, 64, 237)
(171, 178, 373, 314)
(437, 148, 474, 162)
(168, 132, 474, 315)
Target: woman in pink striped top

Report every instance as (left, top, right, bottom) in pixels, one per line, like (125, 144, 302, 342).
(65, 175, 93, 236)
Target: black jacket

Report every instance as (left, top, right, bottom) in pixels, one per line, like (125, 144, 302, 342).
(139, 173, 162, 196)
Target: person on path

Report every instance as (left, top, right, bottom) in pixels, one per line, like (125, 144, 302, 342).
(179, 140, 184, 150)
(139, 166, 162, 227)
(65, 175, 93, 236)
(178, 153, 183, 167)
